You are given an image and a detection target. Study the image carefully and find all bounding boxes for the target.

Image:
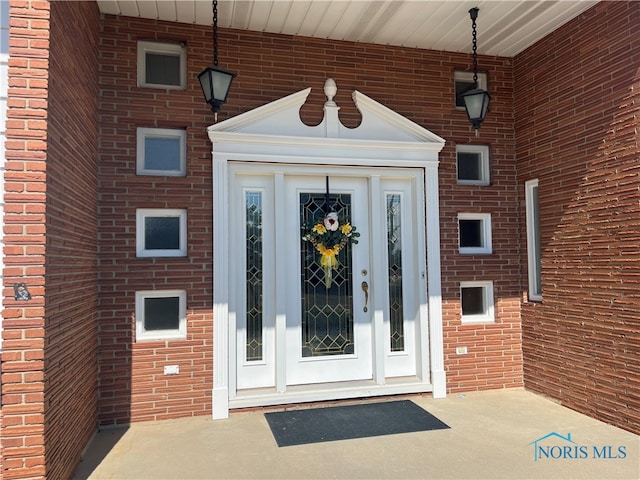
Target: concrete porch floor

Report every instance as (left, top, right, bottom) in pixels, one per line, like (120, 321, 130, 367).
(73, 389, 639, 479)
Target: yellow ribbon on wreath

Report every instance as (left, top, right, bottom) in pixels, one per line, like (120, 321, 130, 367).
(317, 244, 342, 287)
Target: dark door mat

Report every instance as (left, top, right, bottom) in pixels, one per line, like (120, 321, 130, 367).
(265, 399, 450, 447)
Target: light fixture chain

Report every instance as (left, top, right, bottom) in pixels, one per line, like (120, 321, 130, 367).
(213, 0, 219, 66)
(471, 14, 478, 86)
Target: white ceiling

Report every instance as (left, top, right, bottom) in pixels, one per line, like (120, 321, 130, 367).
(96, 0, 599, 57)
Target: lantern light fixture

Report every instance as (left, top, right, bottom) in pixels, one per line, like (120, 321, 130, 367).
(462, 7, 491, 135)
(198, 0, 237, 121)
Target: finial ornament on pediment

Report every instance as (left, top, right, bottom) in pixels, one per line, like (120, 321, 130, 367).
(324, 78, 337, 107)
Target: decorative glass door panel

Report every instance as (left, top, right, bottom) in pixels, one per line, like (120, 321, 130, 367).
(234, 175, 276, 390)
(300, 192, 354, 357)
(387, 193, 405, 353)
(246, 191, 263, 361)
(381, 180, 420, 378)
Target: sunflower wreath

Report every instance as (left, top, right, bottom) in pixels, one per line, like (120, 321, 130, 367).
(302, 212, 360, 288)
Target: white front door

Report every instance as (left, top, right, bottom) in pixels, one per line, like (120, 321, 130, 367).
(284, 175, 372, 385)
(231, 165, 426, 393)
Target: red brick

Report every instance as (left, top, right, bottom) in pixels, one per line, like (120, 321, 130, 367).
(2, 2, 101, 479)
(4, 4, 640, 480)
(515, 0, 640, 436)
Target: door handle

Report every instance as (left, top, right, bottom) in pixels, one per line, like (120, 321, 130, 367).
(361, 281, 369, 312)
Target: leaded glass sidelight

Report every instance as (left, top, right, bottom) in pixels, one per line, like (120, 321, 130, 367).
(245, 191, 263, 362)
(387, 194, 405, 352)
(300, 193, 354, 357)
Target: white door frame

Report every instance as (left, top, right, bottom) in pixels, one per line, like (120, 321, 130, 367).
(208, 81, 446, 419)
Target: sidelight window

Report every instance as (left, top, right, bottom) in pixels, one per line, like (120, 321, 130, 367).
(386, 193, 405, 352)
(245, 190, 264, 361)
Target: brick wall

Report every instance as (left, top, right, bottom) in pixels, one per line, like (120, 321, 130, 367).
(98, 15, 522, 425)
(1, 1, 101, 478)
(98, 17, 217, 425)
(515, 1, 640, 434)
(2, 1, 51, 476)
(44, 1, 101, 475)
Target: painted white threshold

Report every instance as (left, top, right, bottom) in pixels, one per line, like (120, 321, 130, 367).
(229, 377, 433, 410)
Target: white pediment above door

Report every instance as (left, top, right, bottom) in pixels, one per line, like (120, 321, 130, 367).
(207, 79, 445, 163)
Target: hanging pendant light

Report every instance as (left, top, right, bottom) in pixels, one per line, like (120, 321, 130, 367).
(462, 7, 491, 134)
(198, 0, 236, 120)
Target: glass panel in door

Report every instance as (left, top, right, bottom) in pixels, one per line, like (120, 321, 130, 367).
(381, 178, 422, 379)
(245, 191, 263, 362)
(300, 192, 355, 357)
(234, 175, 276, 391)
(386, 193, 405, 352)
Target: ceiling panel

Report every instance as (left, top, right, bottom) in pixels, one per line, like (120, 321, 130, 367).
(96, 0, 599, 57)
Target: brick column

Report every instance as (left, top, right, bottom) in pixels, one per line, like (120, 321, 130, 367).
(2, 1, 50, 477)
